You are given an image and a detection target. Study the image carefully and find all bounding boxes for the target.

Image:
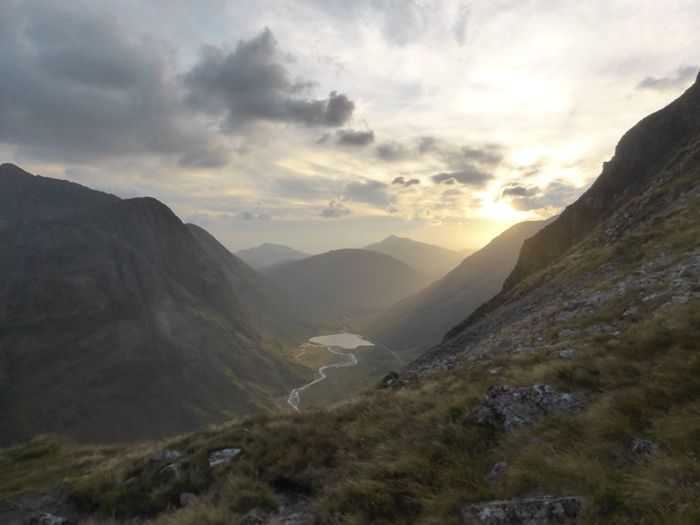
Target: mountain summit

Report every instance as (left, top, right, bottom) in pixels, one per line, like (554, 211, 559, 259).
(0, 166, 312, 444)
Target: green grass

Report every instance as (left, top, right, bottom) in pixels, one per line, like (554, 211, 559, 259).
(3, 182, 700, 524)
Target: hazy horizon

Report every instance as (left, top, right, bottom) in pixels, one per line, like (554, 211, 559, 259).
(1, 1, 697, 252)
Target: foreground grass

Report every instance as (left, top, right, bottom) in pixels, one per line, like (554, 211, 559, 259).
(4, 300, 697, 524)
(3, 191, 699, 524)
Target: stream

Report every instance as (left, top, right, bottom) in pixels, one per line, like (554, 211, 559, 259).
(286, 333, 373, 411)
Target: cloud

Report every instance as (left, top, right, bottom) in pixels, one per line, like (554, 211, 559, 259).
(178, 147, 229, 168)
(431, 168, 492, 186)
(345, 179, 390, 206)
(500, 184, 537, 198)
(637, 66, 698, 91)
(376, 143, 408, 161)
(392, 176, 420, 186)
(320, 200, 350, 218)
(439, 144, 503, 170)
(0, 2, 206, 162)
(336, 129, 375, 147)
(237, 206, 271, 221)
(184, 28, 355, 131)
(501, 180, 580, 211)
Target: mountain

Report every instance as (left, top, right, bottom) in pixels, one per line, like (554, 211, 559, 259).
(264, 249, 430, 324)
(366, 218, 552, 359)
(235, 243, 310, 270)
(411, 70, 700, 374)
(186, 225, 313, 342)
(363, 235, 463, 279)
(3, 75, 700, 525)
(0, 164, 311, 444)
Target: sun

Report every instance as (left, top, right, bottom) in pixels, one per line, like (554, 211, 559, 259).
(476, 198, 531, 222)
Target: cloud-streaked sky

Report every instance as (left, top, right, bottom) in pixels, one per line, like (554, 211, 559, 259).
(1, 0, 698, 252)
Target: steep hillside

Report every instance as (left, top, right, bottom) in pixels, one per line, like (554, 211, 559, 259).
(265, 249, 430, 324)
(363, 235, 463, 279)
(0, 165, 310, 444)
(366, 219, 551, 359)
(186, 225, 314, 343)
(2, 77, 700, 525)
(505, 68, 700, 289)
(235, 243, 310, 270)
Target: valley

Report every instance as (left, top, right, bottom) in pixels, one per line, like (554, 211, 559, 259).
(1, 5, 698, 523)
(285, 333, 401, 411)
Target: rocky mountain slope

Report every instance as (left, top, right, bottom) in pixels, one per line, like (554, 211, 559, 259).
(235, 243, 310, 270)
(366, 219, 552, 360)
(264, 248, 430, 325)
(2, 77, 700, 525)
(0, 164, 311, 444)
(363, 235, 464, 280)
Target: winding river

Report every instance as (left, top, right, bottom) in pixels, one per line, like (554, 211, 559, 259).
(287, 333, 373, 411)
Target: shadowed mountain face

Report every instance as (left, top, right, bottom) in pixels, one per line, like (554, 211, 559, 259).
(366, 219, 551, 360)
(363, 235, 464, 280)
(264, 249, 431, 325)
(235, 243, 310, 270)
(505, 70, 700, 290)
(0, 164, 311, 444)
(409, 72, 700, 376)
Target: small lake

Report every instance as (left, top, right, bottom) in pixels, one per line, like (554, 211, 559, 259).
(308, 333, 374, 349)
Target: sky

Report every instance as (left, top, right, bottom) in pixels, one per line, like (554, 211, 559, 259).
(1, 0, 698, 253)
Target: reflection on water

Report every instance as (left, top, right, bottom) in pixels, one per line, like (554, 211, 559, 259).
(308, 333, 374, 349)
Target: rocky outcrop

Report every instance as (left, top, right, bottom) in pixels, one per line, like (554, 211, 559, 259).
(208, 447, 242, 469)
(465, 385, 584, 431)
(22, 513, 72, 525)
(461, 496, 584, 524)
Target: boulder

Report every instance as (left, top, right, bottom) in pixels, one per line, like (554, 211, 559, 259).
(208, 447, 242, 469)
(179, 492, 199, 507)
(156, 462, 179, 481)
(484, 462, 507, 485)
(629, 438, 662, 455)
(465, 385, 584, 431)
(380, 371, 406, 389)
(461, 496, 584, 524)
(23, 513, 72, 525)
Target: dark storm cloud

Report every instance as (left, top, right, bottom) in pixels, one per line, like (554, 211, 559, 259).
(320, 200, 351, 218)
(336, 129, 375, 147)
(503, 180, 580, 211)
(184, 28, 355, 131)
(0, 2, 205, 162)
(392, 176, 420, 187)
(637, 66, 698, 91)
(431, 168, 492, 186)
(0, 5, 355, 163)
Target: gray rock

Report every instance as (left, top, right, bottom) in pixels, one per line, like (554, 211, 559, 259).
(149, 449, 182, 463)
(484, 462, 507, 485)
(156, 462, 179, 481)
(380, 371, 406, 388)
(208, 447, 242, 468)
(488, 366, 504, 375)
(461, 496, 584, 524)
(465, 385, 584, 432)
(557, 329, 579, 339)
(551, 349, 575, 359)
(23, 513, 72, 525)
(629, 438, 662, 455)
(179, 492, 199, 507)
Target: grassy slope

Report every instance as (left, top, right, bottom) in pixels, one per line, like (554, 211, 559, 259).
(2, 190, 698, 524)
